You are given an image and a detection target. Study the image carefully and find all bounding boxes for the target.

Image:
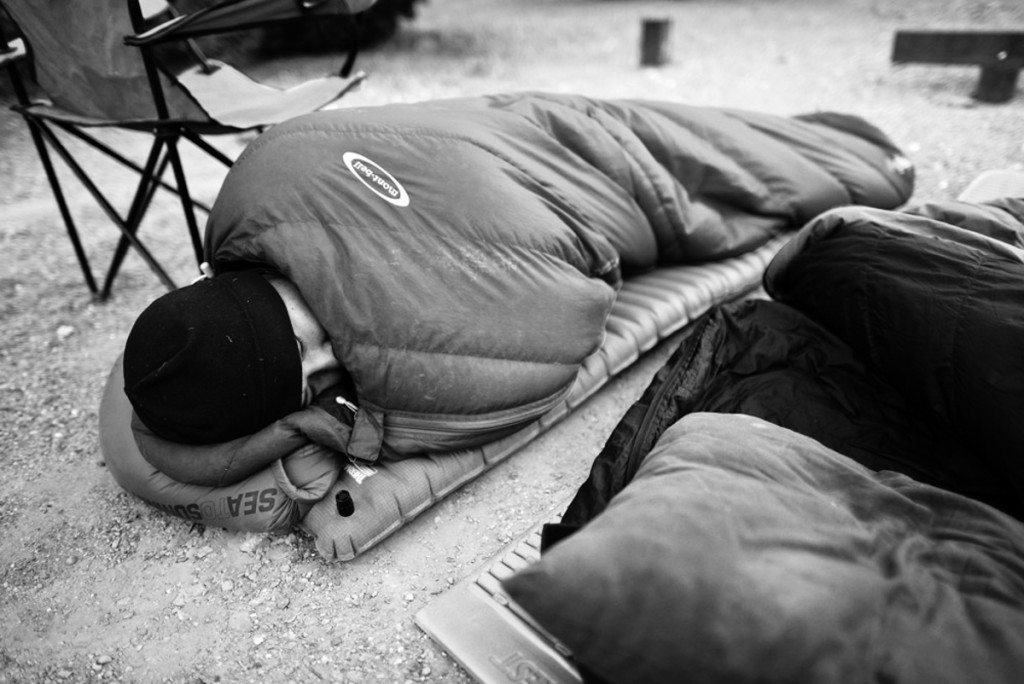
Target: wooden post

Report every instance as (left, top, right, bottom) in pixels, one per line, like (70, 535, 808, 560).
(640, 18, 672, 67)
(974, 64, 1020, 103)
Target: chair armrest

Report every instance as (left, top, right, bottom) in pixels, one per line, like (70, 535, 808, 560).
(125, 0, 377, 47)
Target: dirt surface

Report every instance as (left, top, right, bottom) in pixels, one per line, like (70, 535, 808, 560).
(2, 1, 1023, 682)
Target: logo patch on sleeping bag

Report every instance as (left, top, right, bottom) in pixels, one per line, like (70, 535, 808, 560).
(343, 152, 410, 207)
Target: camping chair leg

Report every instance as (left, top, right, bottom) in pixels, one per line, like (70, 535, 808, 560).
(100, 141, 178, 299)
(28, 120, 179, 299)
(102, 133, 206, 299)
(62, 121, 214, 270)
(181, 128, 234, 168)
(97, 130, 214, 297)
(102, 150, 173, 291)
(34, 121, 178, 299)
(57, 122, 213, 214)
(165, 134, 205, 264)
(19, 116, 100, 295)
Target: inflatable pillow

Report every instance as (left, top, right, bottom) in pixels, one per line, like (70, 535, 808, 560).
(99, 358, 343, 533)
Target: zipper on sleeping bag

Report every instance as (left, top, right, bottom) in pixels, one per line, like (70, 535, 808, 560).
(343, 382, 576, 460)
(622, 313, 714, 480)
(382, 384, 572, 446)
(553, 310, 720, 537)
(335, 396, 359, 414)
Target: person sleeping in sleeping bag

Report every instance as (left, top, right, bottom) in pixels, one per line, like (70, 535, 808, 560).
(121, 91, 915, 484)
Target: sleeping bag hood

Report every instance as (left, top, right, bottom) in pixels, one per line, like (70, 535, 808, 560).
(203, 92, 913, 461)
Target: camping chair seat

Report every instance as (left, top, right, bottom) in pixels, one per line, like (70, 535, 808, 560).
(15, 60, 362, 133)
(175, 59, 360, 130)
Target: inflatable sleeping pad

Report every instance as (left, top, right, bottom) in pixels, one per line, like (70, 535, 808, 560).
(99, 235, 787, 560)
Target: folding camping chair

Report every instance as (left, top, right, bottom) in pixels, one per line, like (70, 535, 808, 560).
(0, 0, 375, 301)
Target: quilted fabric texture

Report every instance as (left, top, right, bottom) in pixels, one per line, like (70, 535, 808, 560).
(208, 94, 912, 461)
(503, 413, 1024, 684)
(302, 237, 786, 560)
(765, 199, 1024, 507)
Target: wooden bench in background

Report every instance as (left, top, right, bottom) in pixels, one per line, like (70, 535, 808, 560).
(892, 30, 1023, 103)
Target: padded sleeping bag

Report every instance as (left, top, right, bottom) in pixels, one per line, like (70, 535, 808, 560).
(505, 413, 1024, 684)
(764, 197, 1024, 508)
(203, 92, 913, 461)
(508, 197, 1024, 684)
(559, 197, 1024, 524)
(559, 298, 1021, 525)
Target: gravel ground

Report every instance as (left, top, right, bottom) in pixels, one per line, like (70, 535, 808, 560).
(2, 1, 1023, 682)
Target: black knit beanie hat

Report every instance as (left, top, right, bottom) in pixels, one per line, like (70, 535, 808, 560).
(123, 269, 302, 445)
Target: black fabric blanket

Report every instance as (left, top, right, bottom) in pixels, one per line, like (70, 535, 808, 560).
(503, 197, 1024, 684)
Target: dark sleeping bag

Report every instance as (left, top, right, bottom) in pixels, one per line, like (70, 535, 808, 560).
(560, 197, 1024, 524)
(557, 298, 1022, 527)
(504, 197, 1024, 684)
(203, 92, 913, 462)
(764, 197, 1024, 508)
(505, 412, 1024, 684)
